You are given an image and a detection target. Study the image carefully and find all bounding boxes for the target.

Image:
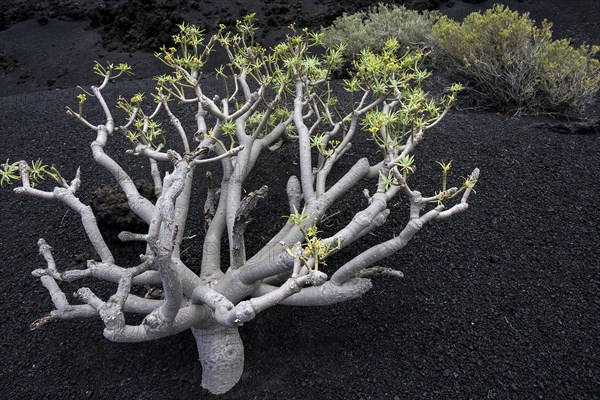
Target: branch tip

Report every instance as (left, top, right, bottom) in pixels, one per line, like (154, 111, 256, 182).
(30, 315, 56, 330)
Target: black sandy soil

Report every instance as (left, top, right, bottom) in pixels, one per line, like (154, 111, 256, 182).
(0, 1, 599, 399)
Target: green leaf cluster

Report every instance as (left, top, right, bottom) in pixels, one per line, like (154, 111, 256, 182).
(246, 108, 291, 138)
(396, 154, 415, 181)
(310, 133, 340, 158)
(0, 160, 20, 187)
(358, 73, 460, 150)
(288, 206, 339, 271)
(126, 118, 164, 149)
(430, 163, 478, 206)
(157, 21, 209, 71)
(153, 22, 216, 100)
(1, 160, 64, 187)
(93, 61, 133, 79)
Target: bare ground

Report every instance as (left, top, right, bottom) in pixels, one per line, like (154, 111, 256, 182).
(0, 1, 599, 399)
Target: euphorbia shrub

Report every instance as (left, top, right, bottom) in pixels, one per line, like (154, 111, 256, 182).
(1, 17, 478, 394)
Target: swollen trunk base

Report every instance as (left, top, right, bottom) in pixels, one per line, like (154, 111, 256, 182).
(192, 323, 245, 394)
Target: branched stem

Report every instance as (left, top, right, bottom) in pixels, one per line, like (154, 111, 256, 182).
(5, 20, 481, 395)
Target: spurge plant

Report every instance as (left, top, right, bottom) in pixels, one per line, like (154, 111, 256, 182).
(1, 18, 479, 394)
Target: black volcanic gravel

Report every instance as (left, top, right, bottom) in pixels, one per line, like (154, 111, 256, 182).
(0, 1, 599, 399)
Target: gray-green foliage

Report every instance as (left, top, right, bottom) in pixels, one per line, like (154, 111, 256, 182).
(320, 3, 440, 56)
(433, 5, 600, 115)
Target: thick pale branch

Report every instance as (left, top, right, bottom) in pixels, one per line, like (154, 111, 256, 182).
(200, 183, 229, 282)
(215, 250, 296, 303)
(322, 157, 371, 205)
(250, 157, 375, 267)
(293, 81, 316, 203)
(15, 168, 114, 264)
(231, 185, 269, 269)
(193, 145, 245, 165)
(225, 138, 253, 260)
(39, 275, 71, 315)
(148, 160, 190, 324)
(42, 260, 162, 286)
(256, 116, 294, 150)
(203, 171, 218, 231)
(323, 191, 395, 250)
(46, 295, 172, 320)
(55, 188, 115, 263)
(149, 157, 163, 196)
(195, 102, 208, 137)
(219, 274, 310, 327)
(244, 176, 302, 267)
(104, 305, 210, 343)
(253, 277, 373, 306)
(316, 115, 359, 195)
(162, 98, 191, 154)
(91, 85, 114, 132)
(330, 206, 444, 285)
(192, 285, 234, 311)
(92, 125, 154, 223)
(132, 144, 171, 162)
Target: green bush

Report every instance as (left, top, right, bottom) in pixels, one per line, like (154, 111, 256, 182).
(320, 3, 440, 56)
(433, 5, 600, 115)
(538, 39, 600, 112)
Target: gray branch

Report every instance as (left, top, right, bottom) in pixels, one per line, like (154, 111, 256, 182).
(231, 185, 269, 269)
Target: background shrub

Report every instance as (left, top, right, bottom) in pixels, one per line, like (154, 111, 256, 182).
(538, 39, 600, 112)
(433, 5, 600, 115)
(320, 3, 440, 56)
